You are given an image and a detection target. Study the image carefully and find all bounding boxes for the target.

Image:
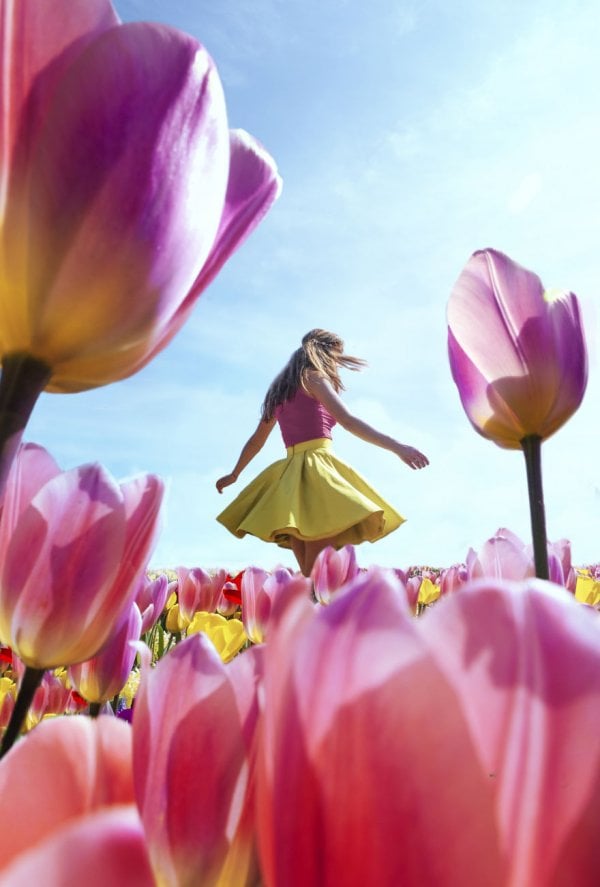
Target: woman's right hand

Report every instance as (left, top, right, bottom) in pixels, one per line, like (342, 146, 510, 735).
(396, 444, 429, 470)
(216, 473, 238, 493)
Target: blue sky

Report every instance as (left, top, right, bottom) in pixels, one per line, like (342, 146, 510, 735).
(26, 0, 600, 572)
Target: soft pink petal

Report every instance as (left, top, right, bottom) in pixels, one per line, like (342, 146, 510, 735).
(0, 806, 153, 887)
(0, 463, 127, 666)
(0, 442, 60, 570)
(257, 569, 506, 886)
(468, 529, 534, 581)
(421, 580, 600, 885)
(447, 248, 587, 447)
(0, 716, 133, 871)
(133, 633, 249, 885)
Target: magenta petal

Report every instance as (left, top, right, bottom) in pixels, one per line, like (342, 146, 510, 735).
(139, 128, 283, 364)
(0, 0, 119, 194)
(190, 128, 283, 296)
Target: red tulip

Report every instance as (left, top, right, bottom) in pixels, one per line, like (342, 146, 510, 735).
(0, 443, 162, 668)
(0, 0, 282, 393)
(447, 248, 587, 449)
(256, 569, 600, 886)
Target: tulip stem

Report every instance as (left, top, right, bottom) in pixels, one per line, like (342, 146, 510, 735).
(88, 702, 101, 718)
(0, 666, 45, 759)
(521, 434, 549, 580)
(0, 352, 52, 492)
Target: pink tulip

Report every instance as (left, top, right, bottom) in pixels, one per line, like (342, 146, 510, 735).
(438, 563, 468, 595)
(68, 603, 142, 705)
(0, 0, 281, 393)
(256, 569, 600, 886)
(0, 807, 154, 887)
(11, 666, 80, 725)
(241, 566, 311, 644)
(311, 544, 360, 604)
(0, 443, 162, 668)
(0, 716, 134, 873)
(467, 528, 576, 590)
(448, 248, 587, 448)
(466, 527, 534, 581)
(133, 635, 261, 886)
(136, 573, 169, 634)
(176, 566, 228, 622)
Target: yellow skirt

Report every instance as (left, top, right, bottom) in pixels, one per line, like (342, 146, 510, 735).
(216, 438, 405, 550)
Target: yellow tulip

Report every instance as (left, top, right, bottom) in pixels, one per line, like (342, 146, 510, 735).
(187, 612, 247, 663)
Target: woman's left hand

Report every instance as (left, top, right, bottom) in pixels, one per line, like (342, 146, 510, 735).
(216, 473, 238, 493)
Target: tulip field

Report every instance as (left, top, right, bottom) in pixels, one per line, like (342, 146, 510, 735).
(1, 0, 599, 885)
(1, 539, 600, 884)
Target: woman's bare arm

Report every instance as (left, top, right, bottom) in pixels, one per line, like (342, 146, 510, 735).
(305, 373, 429, 469)
(216, 417, 276, 493)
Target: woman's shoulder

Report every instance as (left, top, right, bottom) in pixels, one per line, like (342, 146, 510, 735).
(303, 369, 328, 392)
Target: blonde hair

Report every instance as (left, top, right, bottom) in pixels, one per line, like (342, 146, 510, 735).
(261, 329, 366, 421)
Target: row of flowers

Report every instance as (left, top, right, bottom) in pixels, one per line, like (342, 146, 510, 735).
(2, 525, 598, 736)
(1, 557, 600, 884)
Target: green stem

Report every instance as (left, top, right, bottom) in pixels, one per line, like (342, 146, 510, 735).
(0, 352, 52, 492)
(521, 434, 549, 580)
(0, 666, 45, 758)
(88, 702, 101, 718)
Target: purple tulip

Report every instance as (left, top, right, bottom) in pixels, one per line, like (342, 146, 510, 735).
(0, 0, 282, 393)
(448, 248, 587, 579)
(447, 248, 587, 449)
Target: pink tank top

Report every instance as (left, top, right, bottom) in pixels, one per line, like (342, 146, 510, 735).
(275, 387, 337, 447)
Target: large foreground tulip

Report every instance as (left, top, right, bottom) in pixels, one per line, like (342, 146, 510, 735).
(133, 636, 262, 886)
(0, 716, 135, 873)
(447, 248, 587, 449)
(0, 0, 281, 392)
(0, 0, 281, 487)
(257, 569, 600, 886)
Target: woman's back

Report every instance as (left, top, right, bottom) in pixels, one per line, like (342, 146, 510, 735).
(275, 386, 337, 448)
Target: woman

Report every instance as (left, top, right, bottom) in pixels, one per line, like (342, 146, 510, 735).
(216, 329, 429, 576)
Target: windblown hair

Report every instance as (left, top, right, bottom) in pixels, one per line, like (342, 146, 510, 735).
(261, 329, 366, 421)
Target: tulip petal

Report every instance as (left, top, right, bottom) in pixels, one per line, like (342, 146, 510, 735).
(257, 570, 506, 886)
(0, 716, 134, 872)
(0, 806, 154, 887)
(447, 249, 587, 447)
(133, 633, 251, 885)
(0, 0, 119, 215)
(2, 22, 230, 390)
(422, 581, 600, 885)
(137, 128, 283, 366)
